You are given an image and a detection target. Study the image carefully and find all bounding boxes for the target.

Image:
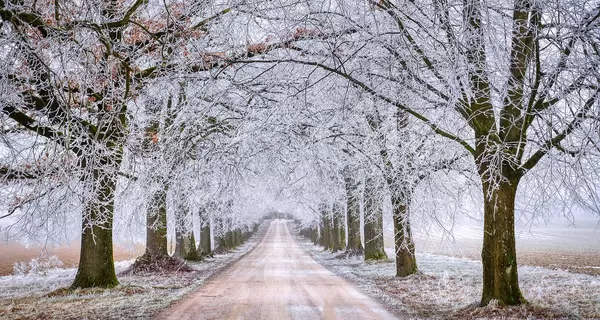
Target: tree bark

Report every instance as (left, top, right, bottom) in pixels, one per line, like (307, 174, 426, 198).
(220, 231, 231, 251)
(345, 173, 363, 254)
(199, 210, 212, 256)
(174, 228, 184, 258)
(215, 218, 231, 252)
(310, 227, 319, 244)
(71, 163, 119, 289)
(392, 196, 417, 277)
(331, 203, 345, 252)
(364, 177, 387, 261)
(320, 206, 331, 250)
(144, 188, 169, 258)
(200, 223, 212, 256)
(228, 229, 237, 248)
(174, 229, 200, 261)
(480, 173, 525, 306)
(236, 229, 243, 246)
(173, 208, 187, 259)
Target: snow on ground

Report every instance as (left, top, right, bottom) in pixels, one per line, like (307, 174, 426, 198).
(405, 217, 600, 276)
(0, 224, 267, 320)
(297, 237, 600, 319)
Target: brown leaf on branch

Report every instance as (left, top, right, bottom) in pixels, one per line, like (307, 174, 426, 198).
(247, 43, 269, 54)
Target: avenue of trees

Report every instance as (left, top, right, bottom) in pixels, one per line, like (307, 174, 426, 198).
(1, 0, 599, 308)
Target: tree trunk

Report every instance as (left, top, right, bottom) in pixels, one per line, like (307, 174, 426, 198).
(364, 177, 387, 261)
(345, 174, 363, 254)
(331, 203, 345, 252)
(229, 229, 237, 248)
(215, 217, 231, 252)
(175, 230, 200, 261)
(320, 219, 330, 249)
(174, 228, 184, 258)
(199, 212, 212, 256)
(480, 174, 525, 306)
(174, 210, 186, 259)
(392, 196, 417, 277)
(219, 231, 231, 251)
(200, 223, 212, 256)
(340, 214, 346, 248)
(71, 165, 119, 289)
(310, 227, 319, 244)
(236, 229, 243, 245)
(144, 188, 169, 258)
(186, 233, 201, 260)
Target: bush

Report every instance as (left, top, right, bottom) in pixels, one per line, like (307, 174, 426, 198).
(13, 255, 64, 276)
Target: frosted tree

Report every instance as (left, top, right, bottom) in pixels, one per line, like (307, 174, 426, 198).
(0, 0, 348, 287)
(243, 0, 600, 306)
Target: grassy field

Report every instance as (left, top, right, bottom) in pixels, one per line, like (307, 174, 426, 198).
(387, 218, 600, 275)
(0, 242, 144, 276)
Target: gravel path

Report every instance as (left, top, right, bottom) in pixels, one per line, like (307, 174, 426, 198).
(157, 219, 398, 320)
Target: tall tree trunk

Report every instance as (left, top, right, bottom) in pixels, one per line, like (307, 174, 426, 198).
(219, 231, 231, 251)
(340, 213, 346, 248)
(480, 173, 524, 306)
(174, 231, 199, 260)
(364, 177, 387, 261)
(174, 209, 185, 258)
(392, 195, 417, 277)
(186, 233, 200, 260)
(229, 229, 237, 248)
(319, 204, 331, 250)
(199, 212, 212, 256)
(345, 173, 363, 254)
(71, 163, 119, 289)
(215, 217, 231, 252)
(174, 215, 200, 261)
(236, 229, 243, 246)
(174, 228, 184, 258)
(331, 203, 345, 252)
(310, 226, 319, 244)
(144, 188, 169, 258)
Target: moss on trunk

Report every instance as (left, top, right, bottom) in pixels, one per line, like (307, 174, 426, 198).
(330, 203, 345, 252)
(200, 221, 212, 257)
(480, 175, 525, 306)
(364, 177, 387, 261)
(345, 173, 363, 254)
(218, 232, 231, 251)
(229, 229, 237, 248)
(71, 205, 118, 288)
(392, 197, 417, 277)
(236, 229, 243, 246)
(144, 188, 168, 258)
(175, 231, 200, 261)
(71, 166, 119, 289)
(321, 207, 331, 250)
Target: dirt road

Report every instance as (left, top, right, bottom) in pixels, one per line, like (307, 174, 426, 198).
(158, 220, 397, 320)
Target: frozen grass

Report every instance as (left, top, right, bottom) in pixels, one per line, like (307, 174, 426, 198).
(297, 238, 600, 319)
(0, 224, 267, 320)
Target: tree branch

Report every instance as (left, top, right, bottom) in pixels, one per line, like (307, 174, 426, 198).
(522, 88, 600, 171)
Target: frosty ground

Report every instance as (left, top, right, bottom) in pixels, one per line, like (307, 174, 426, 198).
(296, 234, 600, 319)
(1, 220, 599, 319)
(0, 225, 267, 320)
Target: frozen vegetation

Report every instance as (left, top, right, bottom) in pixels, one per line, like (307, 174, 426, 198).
(1, 0, 600, 318)
(0, 226, 266, 319)
(298, 236, 600, 319)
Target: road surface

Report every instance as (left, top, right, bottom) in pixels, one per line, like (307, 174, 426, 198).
(158, 220, 398, 320)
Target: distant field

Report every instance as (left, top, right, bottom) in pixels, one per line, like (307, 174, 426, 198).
(386, 218, 600, 275)
(0, 242, 144, 276)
